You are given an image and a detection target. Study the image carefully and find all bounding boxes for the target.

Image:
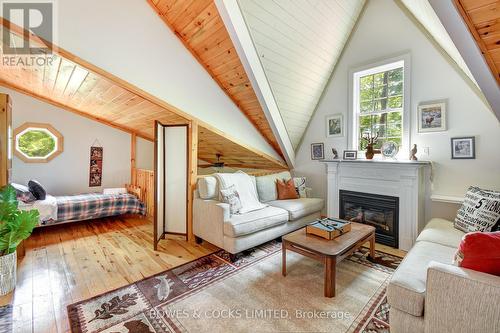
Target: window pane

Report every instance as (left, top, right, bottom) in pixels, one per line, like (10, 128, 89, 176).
(387, 111, 402, 123)
(374, 72, 387, 86)
(388, 68, 403, 83)
(18, 130, 56, 158)
(374, 86, 387, 99)
(387, 122, 402, 137)
(374, 99, 388, 111)
(388, 82, 403, 96)
(360, 101, 373, 113)
(360, 88, 374, 102)
(360, 75, 373, 91)
(388, 96, 403, 109)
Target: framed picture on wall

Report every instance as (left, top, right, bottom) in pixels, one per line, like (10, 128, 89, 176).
(451, 136, 475, 159)
(311, 143, 324, 160)
(326, 114, 343, 137)
(418, 101, 447, 133)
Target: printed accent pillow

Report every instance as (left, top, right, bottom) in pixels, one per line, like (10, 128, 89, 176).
(28, 180, 46, 200)
(454, 186, 500, 233)
(220, 185, 242, 215)
(11, 183, 36, 203)
(276, 178, 299, 200)
(293, 177, 307, 198)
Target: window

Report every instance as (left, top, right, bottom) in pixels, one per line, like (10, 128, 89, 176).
(13, 123, 63, 163)
(350, 56, 409, 154)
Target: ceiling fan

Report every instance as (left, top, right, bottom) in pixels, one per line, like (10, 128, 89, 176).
(211, 153, 225, 169)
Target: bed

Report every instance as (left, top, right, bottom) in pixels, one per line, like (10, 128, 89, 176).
(18, 188, 146, 226)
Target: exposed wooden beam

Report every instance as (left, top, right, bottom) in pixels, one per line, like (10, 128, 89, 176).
(131, 133, 137, 184)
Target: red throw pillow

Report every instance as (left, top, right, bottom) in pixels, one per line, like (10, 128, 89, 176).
(454, 231, 500, 276)
(276, 178, 299, 200)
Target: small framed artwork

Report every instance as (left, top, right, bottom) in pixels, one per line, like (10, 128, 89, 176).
(451, 136, 475, 159)
(326, 114, 343, 137)
(418, 101, 446, 133)
(343, 150, 357, 160)
(311, 143, 324, 160)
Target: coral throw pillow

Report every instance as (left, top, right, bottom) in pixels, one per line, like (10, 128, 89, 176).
(454, 231, 500, 276)
(276, 179, 299, 200)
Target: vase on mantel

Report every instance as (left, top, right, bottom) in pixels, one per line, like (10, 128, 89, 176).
(365, 144, 375, 160)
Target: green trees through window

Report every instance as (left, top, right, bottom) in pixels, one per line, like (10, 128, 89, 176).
(358, 67, 403, 150)
(17, 130, 56, 158)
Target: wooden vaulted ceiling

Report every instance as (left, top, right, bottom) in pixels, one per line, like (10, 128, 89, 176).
(147, 0, 284, 158)
(454, 0, 500, 84)
(0, 19, 287, 170)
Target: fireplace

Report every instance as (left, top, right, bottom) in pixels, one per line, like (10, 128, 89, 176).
(339, 190, 399, 248)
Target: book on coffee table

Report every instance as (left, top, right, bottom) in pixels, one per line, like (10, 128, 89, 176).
(306, 218, 351, 240)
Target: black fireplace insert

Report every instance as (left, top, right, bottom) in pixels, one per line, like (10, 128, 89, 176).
(339, 190, 399, 248)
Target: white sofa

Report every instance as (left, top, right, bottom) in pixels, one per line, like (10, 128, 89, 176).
(193, 171, 324, 254)
(387, 218, 500, 333)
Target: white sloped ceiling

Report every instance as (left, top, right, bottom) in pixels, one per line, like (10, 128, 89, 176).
(400, 0, 477, 86)
(238, 0, 366, 148)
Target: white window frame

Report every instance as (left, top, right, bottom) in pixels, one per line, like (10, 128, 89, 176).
(348, 53, 411, 157)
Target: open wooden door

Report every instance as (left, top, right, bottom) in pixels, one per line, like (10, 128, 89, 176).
(154, 121, 189, 250)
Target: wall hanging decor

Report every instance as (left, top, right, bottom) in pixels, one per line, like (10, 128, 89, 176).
(311, 143, 324, 160)
(451, 136, 475, 159)
(89, 140, 103, 187)
(326, 114, 343, 137)
(417, 101, 447, 133)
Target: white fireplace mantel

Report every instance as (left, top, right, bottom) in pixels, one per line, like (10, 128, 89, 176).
(322, 159, 431, 251)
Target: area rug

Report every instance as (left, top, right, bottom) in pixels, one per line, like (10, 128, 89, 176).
(68, 241, 401, 333)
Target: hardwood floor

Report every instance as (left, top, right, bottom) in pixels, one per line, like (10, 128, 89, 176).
(0, 217, 406, 333)
(0, 217, 217, 333)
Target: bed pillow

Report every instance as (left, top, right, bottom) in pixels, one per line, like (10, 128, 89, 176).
(11, 183, 36, 203)
(28, 180, 46, 200)
(103, 188, 127, 195)
(454, 186, 500, 233)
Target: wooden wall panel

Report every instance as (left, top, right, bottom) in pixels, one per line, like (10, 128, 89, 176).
(0, 20, 286, 170)
(148, 0, 284, 157)
(455, 0, 500, 84)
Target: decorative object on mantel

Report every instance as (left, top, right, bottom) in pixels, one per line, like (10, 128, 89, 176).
(381, 141, 399, 159)
(418, 101, 447, 133)
(409, 144, 418, 160)
(361, 132, 379, 160)
(326, 114, 343, 137)
(311, 143, 325, 160)
(343, 150, 357, 160)
(89, 139, 103, 187)
(451, 136, 475, 159)
(331, 148, 339, 159)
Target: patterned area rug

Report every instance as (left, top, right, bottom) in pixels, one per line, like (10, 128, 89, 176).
(67, 241, 401, 333)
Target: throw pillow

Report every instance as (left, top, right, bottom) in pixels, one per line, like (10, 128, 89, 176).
(276, 178, 299, 200)
(293, 177, 307, 198)
(453, 231, 500, 276)
(454, 186, 500, 233)
(220, 185, 242, 215)
(28, 180, 46, 200)
(11, 183, 36, 203)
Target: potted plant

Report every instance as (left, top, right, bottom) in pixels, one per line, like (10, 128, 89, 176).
(0, 185, 39, 295)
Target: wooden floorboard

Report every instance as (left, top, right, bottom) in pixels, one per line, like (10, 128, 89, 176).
(0, 216, 405, 332)
(0, 216, 217, 333)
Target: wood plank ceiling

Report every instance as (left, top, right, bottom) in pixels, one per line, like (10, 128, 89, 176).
(238, 0, 366, 148)
(0, 21, 287, 170)
(454, 0, 500, 84)
(148, 0, 283, 158)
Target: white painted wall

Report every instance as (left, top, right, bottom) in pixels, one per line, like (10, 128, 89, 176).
(294, 0, 500, 216)
(136, 137, 154, 170)
(3, 88, 154, 195)
(53, 0, 282, 162)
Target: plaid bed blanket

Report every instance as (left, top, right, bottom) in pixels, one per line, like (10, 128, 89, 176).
(44, 193, 145, 225)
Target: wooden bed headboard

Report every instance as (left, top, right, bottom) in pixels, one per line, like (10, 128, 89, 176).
(126, 184, 144, 202)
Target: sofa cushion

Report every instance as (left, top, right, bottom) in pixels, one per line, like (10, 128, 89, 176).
(416, 218, 465, 248)
(197, 176, 217, 199)
(223, 206, 288, 238)
(387, 241, 457, 317)
(255, 171, 291, 202)
(267, 198, 324, 221)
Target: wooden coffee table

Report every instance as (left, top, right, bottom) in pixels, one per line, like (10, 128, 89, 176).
(282, 222, 375, 297)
